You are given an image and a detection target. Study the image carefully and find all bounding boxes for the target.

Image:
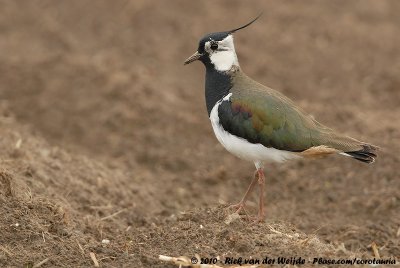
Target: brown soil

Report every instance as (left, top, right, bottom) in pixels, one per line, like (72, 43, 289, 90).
(0, 1, 399, 267)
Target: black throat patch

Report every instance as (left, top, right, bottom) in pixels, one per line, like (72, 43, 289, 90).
(204, 60, 233, 116)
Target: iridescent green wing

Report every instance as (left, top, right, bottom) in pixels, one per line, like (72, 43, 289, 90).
(218, 88, 318, 152)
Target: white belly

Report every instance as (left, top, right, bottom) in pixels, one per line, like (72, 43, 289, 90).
(209, 94, 300, 164)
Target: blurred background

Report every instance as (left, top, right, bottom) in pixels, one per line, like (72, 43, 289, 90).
(0, 1, 399, 267)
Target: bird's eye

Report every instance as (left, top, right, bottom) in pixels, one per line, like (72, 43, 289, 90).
(210, 43, 218, 51)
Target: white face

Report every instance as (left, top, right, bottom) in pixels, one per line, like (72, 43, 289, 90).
(204, 35, 239, 72)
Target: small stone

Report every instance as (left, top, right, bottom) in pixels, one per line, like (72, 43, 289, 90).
(225, 212, 241, 225)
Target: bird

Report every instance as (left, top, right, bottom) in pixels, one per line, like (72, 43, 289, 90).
(184, 15, 378, 222)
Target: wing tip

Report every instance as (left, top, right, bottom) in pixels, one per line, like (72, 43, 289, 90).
(344, 144, 378, 164)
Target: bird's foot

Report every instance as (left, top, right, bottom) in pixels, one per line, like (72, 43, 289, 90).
(253, 210, 266, 223)
(247, 211, 266, 224)
(227, 202, 249, 218)
(227, 202, 245, 214)
(226, 203, 266, 223)
(226, 202, 265, 222)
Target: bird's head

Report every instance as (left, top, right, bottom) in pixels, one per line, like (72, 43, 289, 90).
(184, 14, 262, 72)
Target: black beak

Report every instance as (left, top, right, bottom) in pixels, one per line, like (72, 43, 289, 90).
(184, 51, 202, 65)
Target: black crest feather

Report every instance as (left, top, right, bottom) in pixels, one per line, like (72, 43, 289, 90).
(229, 13, 263, 34)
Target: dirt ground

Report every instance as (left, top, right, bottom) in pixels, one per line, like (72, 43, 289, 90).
(0, 1, 399, 267)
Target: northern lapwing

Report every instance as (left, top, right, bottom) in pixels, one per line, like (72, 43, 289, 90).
(184, 15, 378, 222)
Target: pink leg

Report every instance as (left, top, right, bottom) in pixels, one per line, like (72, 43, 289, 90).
(228, 170, 259, 215)
(256, 168, 266, 222)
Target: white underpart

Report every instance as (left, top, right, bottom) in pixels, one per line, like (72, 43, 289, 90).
(207, 35, 239, 72)
(210, 93, 300, 167)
